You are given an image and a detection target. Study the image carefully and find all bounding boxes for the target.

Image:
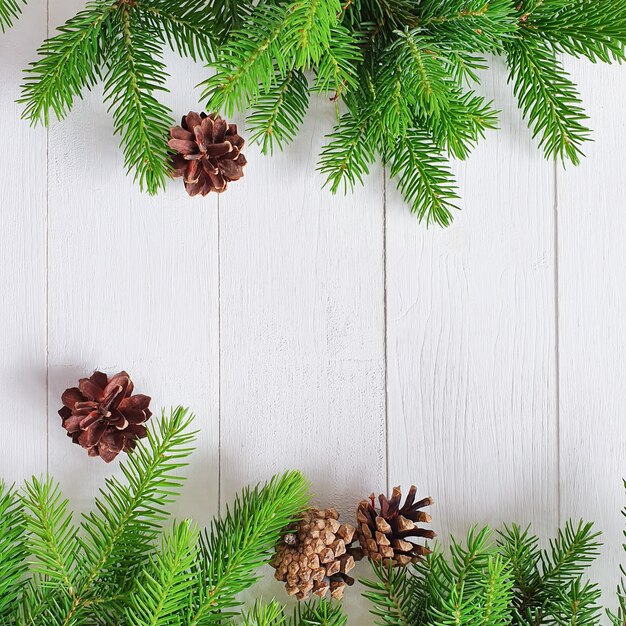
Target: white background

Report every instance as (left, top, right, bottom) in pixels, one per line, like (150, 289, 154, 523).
(1, 2, 625, 623)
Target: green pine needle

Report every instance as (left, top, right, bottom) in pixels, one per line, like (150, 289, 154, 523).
(0, 0, 26, 32)
(0, 484, 28, 619)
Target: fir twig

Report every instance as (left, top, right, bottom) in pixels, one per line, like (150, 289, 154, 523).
(188, 471, 310, 625)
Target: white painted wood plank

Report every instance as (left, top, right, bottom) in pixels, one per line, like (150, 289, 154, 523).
(46, 0, 219, 524)
(386, 62, 559, 543)
(558, 58, 626, 606)
(218, 98, 385, 620)
(0, 4, 47, 483)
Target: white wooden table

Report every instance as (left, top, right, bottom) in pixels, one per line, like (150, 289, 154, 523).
(1, 2, 624, 622)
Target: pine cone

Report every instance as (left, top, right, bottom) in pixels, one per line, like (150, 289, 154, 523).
(272, 508, 359, 600)
(58, 371, 152, 463)
(168, 111, 247, 197)
(356, 486, 435, 566)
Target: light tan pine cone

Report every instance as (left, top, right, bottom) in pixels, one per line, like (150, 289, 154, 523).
(271, 508, 360, 600)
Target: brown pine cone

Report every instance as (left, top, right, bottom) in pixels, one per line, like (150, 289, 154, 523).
(271, 508, 359, 600)
(58, 371, 152, 463)
(356, 486, 435, 566)
(168, 111, 247, 197)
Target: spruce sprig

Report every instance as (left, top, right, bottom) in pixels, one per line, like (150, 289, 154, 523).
(0, 484, 28, 620)
(188, 470, 310, 624)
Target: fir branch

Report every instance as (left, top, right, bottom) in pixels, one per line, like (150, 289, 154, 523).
(0, 484, 28, 620)
(242, 599, 287, 626)
(20, 1, 112, 125)
(423, 89, 498, 160)
(280, 0, 341, 68)
(546, 579, 602, 626)
(291, 599, 348, 626)
(21, 478, 80, 599)
(362, 562, 420, 626)
(318, 107, 377, 193)
(104, 6, 174, 194)
(314, 25, 362, 96)
(506, 35, 590, 165)
(540, 521, 601, 585)
(56, 407, 196, 626)
(0, 0, 25, 32)
(520, 0, 626, 63)
(188, 471, 310, 625)
(125, 520, 200, 626)
(201, 4, 288, 116)
(416, 0, 518, 52)
(139, 0, 216, 62)
(388, 127, 459, 226)
(247, 69, 310, 155)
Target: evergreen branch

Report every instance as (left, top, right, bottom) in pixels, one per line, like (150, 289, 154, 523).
(279, 0, 341, 68)
(506, 36, 590, 165)
(388, 127, 459, 226)
(521, 0, 626, 63)
(0, 0, 25, 32)
(208, 0, 255, 43)
(125, 520, 200, 626)
(318, 107, 376, 193)
(188, 471, 310, 625)
(21, 477, 80, 598)
(20, 1, 112, 125)
(56, 407, 196, 626)
(416, 0, 518, 52)
(242, 599, 287, 626)
(291, 599, 348, 626)
(314, 25, 362, 96)
(423, 89, 498, 160)
(139, 0, 216, 62)
(201, 4, 289, 116)
(0, 483, 28, 620)
(247, 69, 310, 155)
(104, 6, 173, 194)
(540, 520, 601, 586)
(362, 562, 417, 626)
(546, 579, 602, 626)
(480, 556, 515, 626)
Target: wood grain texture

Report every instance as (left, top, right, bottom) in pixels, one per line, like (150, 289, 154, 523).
(218, 98, 386, 621)
(558, 57, 626, 605)
(0, 3, 47, 482)
(385, 61, 560, 542)
(46, 0, 219, 524)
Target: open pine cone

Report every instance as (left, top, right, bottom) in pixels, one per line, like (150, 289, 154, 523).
(272, 508, 359, 600)
(58, 371, 152, 463)
(356, 486, 435, 566)
(168, 111, 246, 197)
